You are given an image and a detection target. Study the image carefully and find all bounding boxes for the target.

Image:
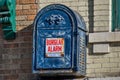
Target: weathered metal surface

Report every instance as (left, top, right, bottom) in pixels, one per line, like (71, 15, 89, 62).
(33, 4, 86, 76)
(0, 0, 6, 7)
(0, 0, 16, 40)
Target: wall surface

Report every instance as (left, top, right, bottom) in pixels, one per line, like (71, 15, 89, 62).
(0, 0, 37, 80)
(0, 0, 120, 80)
(38, 0, 120, 78)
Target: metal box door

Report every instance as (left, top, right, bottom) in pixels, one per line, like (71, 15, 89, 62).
(34, 9, 73, 69)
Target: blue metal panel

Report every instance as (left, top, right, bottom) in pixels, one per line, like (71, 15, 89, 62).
(37, 10, 71, 29)
(73, 12, 86, 75)
(34, 8, 73, 69)
(33, 4, 86, 76)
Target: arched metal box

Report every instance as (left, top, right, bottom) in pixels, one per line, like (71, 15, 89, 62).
(33, 4, 87, 76)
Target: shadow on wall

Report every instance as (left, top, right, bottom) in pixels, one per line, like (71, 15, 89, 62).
(0, 24, 87, 80)
(88, 0, 108, 55)
(37, 76, 88, 80)
(88, 0, 94, 33)
(88, 0, 94, 55)
(0, 24, 40, 80)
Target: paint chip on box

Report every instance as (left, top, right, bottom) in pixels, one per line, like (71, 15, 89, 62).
(46, 38, 64, 57)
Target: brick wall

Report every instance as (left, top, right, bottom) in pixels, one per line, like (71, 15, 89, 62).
(0, 0, 120, 80)
(93, 0, 110, 32)
(37, 0, 120, 78)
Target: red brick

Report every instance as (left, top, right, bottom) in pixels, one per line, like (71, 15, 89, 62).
(4, 43, 19, 48)
(11, 59, 20, 64)
(17, 69, 31, 73)
(2, 54, 21, 60)
(16, 25, 26, 31)
(20, 64, 31, 69)
(20, 0, 35, 4)
(20, 58, 32, 64)
(16, 5, 22, 10)
(28, 10, 37, 15)
(22, 5, 30, 10)
(20, 53, 32, 60)
(19, 48, 32, 53)
(17, 21, 33, 26)
(23, 36, 32, 42)
(1, 64, 20, 70)
(3, 48, 22, 54)
(19, 43, 32, 48)
(0, 59, 11, 64)
(30, 4, 38, 9)
(21, 32, 32, 36)
(16, 0, 20, 4)
(12, 58, 31, 64)
(16, 10, 23, 16)
(18, 74, 35, 80)
(27, 15, 36, 20)
(22, 10, 28, 15)
(4, 75, 18, 80)
(0, 70, 11, 74)
(22, 10, 36, 15)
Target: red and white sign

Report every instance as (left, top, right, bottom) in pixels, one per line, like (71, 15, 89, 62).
(46, 38, 64, 57)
